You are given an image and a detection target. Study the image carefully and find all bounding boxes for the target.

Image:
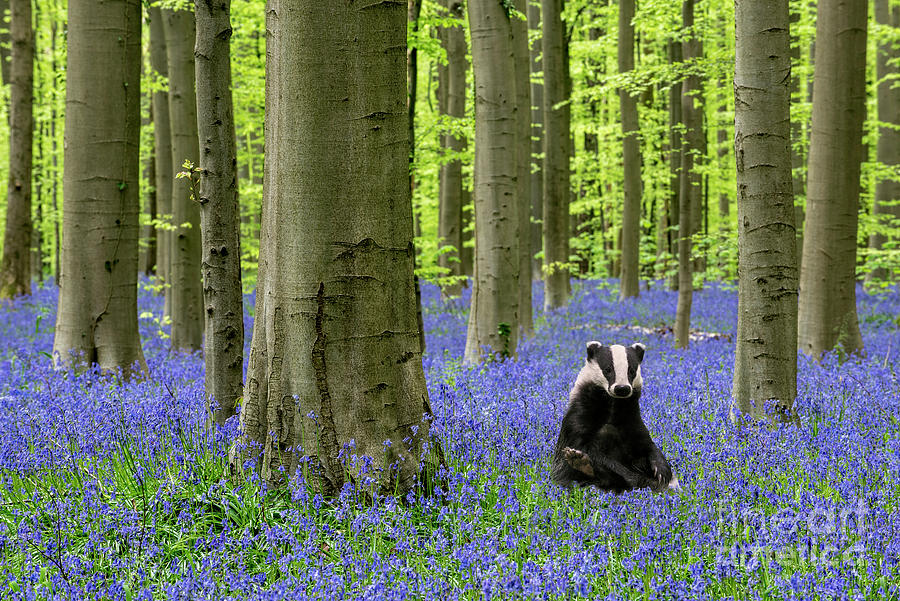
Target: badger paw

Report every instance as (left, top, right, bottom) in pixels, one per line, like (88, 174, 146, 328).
(562, 447, 595, 477)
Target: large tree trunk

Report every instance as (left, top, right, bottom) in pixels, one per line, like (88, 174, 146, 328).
(464, 0, 519, 363)
(674, 0, 702, 348)
(798, 0, 867, 358)
(618, 0, 641, 299)
(164, 8, 203, 351)
(528, 0, 543, 282)
(664, 39, 682, 288)
(149, 5, 173, 313)
(0, 0, 33, 299)
(868, 0, 900, 282)
(541, 0, 570, 310)
(53, 0, 146, 375)
(732, 0, 798, 420)
(238, 0, 441, 494)
(512, 0, 532, 334)
(437, 0, 466, 297)
(195, 0, 244, 426)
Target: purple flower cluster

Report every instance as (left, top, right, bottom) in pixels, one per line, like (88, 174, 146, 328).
(0, 279, 898, 600)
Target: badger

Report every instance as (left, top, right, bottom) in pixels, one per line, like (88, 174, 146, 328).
(551, 341, 680, 493)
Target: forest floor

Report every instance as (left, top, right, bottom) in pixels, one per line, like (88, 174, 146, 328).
(0, 279, 898, 600)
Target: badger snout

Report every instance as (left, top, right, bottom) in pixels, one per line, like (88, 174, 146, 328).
(611, 384, 632, 398)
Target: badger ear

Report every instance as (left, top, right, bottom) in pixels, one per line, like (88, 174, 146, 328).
(631, 343, 646, 362)
(586, 341, 602, 360)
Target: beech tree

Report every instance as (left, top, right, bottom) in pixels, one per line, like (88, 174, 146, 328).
(732, 0, 797, 419)
(464, 0, 520, 363)
(53, 0, 146, 375)
(149, 4, 173, 316)
(238, 0, 441, 493)
(195, 0, 244, 425)
(164, 6, 203, 351)
(541, 0, 570, 310)
(437, 0, 466, 298)
(868, 0, 900, 281)
(0, 0, 33, 299)
(674, 0, 702, 348)
(527, 0, 543, 281)
(512, 0, 533, 333)
(798, 0, 867, 358)
(618, 0, 641, 299)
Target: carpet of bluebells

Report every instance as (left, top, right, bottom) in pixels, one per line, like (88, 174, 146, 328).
(0, 279, 899, 600)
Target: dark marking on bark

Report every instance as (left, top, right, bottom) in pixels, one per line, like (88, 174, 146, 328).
(396, 351, 415, 364)
(312, 282, 343, 494)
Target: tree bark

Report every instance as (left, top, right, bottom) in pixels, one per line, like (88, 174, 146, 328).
(528, 0, 543, 282)
(542, 0, 570, 310)
(163, 7, 203, 351)
(149, 5, 173, 312)
(674, 0, 702, 348)
(798, 0, 866, 358)
(789, 7, 805, 272)
(195, 0, 244, 426)
(437, 0, 466, 297)
(0, 0, 33, 299)
(139, 96, 157, 276)
(868, 0, 900, 282)
(464, 0, 519, 363)
(513, 0, 532, 333)
(238, 0, 441, 494)
(732, 0, 798, 420)
(618, 0, 641, 299)
(53, 0, 146, 375)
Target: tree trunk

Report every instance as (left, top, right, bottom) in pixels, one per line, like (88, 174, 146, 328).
(164, 7, 203, 351)
(464, 0, 519, 363)
(0, 0, 9, 86)
(50, 15, 60, 285)
(195, 0, 244, 426)
(513, 0, 532, 334)
(0, 0, 32, 298)
(149, 5, 173, 313)
(437, 0, 466, 297)
(239, 0, 441, 494)
(867, 0, 900, 282)
(542, 0, 570, 310)
(674, 0, 702, 348)
(732, 0, 798, 420)
(528, 0, 543, 282)
(789, 7, 805, 272)
(664, 39, 683, 288)
(798, 0, 866, 358)
(408, 0, 423, 199)
(54, 0, 146, 375)
(618, 0, 641, 299)
(140, 98, 157, 276)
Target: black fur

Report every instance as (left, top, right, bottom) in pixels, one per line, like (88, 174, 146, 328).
(551, 344, 676, 493)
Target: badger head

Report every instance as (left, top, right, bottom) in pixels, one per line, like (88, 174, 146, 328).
(584, 341, 645, 399)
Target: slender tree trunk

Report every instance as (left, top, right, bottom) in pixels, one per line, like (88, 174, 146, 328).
(0, 0, 9, 85)
(868, 0, 900, 282)
(195, 0, 244, 425)
(50, 14, 59, 285)
(140, 100, 157, 276)
(789, 7, 805, 271)
(513, 0, 532, 333)
(0, 0, 33, 298)
(798, 0, 866, 358)
(732, 0, 797, 419)
(164, 7, 203, 351)
(618, 0, 641, 299)
(149, 5, 173, 313)
(238, 0, 441, 493)
(674, 0, 701, 348)
(408, 0, 423, 198)
(717, 126, 730, 224)
(665, 40, 683, 288)
(542, 0, 570, 310)
(437, 0, 466, 297)
(464, 0, 519, 363)
(528, 0, 543, 282)
(54, 0, 146, 375)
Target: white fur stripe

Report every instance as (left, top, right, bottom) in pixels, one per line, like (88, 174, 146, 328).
(611, 344, 630, 388)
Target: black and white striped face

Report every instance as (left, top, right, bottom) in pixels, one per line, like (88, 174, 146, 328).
(584, 341, 646, 399)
